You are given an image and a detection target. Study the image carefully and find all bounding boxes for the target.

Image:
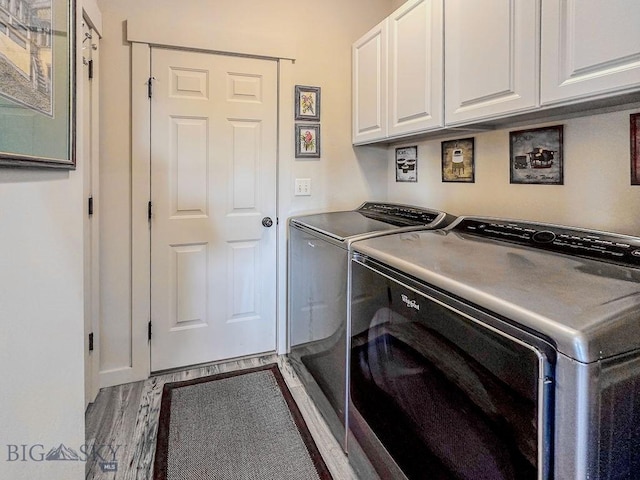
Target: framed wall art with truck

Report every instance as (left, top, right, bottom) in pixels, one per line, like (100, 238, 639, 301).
(510, 125, 563, 185)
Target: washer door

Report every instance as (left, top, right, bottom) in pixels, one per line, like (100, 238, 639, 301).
(349, 258, 554, 480)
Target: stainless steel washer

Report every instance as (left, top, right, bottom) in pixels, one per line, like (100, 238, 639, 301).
(287, 202, 454, 453)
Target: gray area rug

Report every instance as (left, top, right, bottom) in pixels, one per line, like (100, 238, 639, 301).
(153, 364, 332, 480)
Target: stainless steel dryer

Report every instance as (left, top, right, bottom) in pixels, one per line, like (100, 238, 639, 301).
(349, 217, 640, 480)
(288, 202, 454, 453)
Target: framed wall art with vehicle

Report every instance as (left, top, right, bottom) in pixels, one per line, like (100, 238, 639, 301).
(510, 125, 564, 185)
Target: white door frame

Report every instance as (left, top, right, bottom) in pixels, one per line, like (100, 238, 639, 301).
(81, 1, 102, 406)
(118, 24, 296, 386)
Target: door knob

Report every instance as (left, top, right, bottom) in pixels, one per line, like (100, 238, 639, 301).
(262, 217, 274, 228)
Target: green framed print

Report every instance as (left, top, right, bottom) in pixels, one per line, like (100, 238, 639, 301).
(0, 0, 76, 169)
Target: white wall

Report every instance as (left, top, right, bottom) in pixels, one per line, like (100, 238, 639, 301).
(0, 171, 85, 480)
(0, 2, 97, 476)
(97, 0, 392, 382)
(386, 106, 640, 236)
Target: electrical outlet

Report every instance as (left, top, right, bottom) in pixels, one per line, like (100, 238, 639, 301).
(295, 178, 311, 196)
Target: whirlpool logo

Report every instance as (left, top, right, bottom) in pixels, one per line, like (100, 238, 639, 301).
(401, 294, 420, 311)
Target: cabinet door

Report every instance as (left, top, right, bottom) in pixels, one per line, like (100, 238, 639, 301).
(444, 0, 539, 125)
(388, 0, 443, 137)
(353, 20, 388, 145)
(541, 0, 640, 105)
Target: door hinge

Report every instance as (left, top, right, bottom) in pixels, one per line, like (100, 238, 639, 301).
(147, 76, 154, 99)
(148, 201, 152, 221)
(148, 321, 152, 341)
(88, 332, 94, 352)
(88, 196, 94, 216)
(88, 59, 94, 80)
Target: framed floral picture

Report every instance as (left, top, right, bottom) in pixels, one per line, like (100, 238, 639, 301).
(295, 124, 321, 158)
(295, 85, 320, 121)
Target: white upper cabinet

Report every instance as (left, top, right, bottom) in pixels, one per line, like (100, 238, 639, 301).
(541, 0, 640, 106)
(388, 0, 443, 137)
(352, 0, 443, 144)
(352, 20, 388, 144)
(444, 0, 540, 125)
(353, 0, 640, 144)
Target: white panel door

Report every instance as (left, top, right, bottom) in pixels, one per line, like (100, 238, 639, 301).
(352, 19, 388, 144)
(150, 48, 277, 372)
(541, 0, 640, 105)
(444, 0, 539, 125)
(388, 0, 443, 137)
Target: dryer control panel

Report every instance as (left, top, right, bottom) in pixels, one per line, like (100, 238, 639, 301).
(358, 202, 442, 226)
(455, 217, 640, 267)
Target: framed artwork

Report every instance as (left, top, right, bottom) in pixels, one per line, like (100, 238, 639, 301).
(510, 125, 564, 185)
(442, 138, 475, 183)
(632, 113, 640, 185)
(294, 85, 320, 121)
(0, 0, 76, 169)
(395, 146, 418, 182)
(295, 124, 321, 158)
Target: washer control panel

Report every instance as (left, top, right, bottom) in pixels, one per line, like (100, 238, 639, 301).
(455, 218, 640, 267)
(359, 202, 442, 226)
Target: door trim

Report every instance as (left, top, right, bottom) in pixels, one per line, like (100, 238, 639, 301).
(131, 41, 153, 382)
(82, 4, 102, 405)
(99, 42, 152, 389)
(126, 16, 296, 61)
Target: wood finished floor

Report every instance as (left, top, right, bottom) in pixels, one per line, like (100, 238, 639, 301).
(85, 355, 359, 479)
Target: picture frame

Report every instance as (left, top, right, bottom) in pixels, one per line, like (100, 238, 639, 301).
(294, 85, 320, 121)
(442, 138, 475, 183)
(295, 124, 321, 158)
(395, 146, 418, 182)
(510, 125, 564, 185)
(631, 113, 640, 185)
(0, 0, 76, 169)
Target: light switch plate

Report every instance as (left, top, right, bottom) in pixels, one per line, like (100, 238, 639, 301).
(295, 178, 311, 196)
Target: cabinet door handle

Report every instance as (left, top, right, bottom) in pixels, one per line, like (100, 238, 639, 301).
(308, 241, 316, 248)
